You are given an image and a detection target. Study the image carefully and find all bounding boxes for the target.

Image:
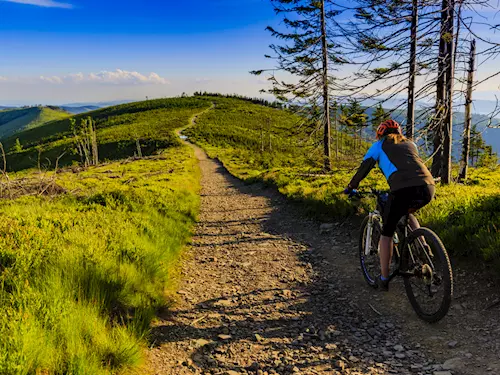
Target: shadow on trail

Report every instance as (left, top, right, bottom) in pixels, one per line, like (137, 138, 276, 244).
(148, 159, 463, 374)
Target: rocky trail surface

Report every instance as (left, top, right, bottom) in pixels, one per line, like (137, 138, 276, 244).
(147, 114, 500, 375)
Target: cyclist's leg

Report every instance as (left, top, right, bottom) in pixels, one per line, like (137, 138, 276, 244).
(407, 184, 435, 246)
(379, 235, 393, 279)
(380, 192, 407, 279)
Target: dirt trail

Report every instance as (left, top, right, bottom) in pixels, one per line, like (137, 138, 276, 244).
(147, 111, 500, 375)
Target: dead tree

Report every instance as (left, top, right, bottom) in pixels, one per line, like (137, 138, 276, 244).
(441, 0, 455, 184)
(407, 0, 418, 139)
(458, 39, 476, 182)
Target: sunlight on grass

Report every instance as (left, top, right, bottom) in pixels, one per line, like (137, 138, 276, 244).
(188, 97, 500, 267)
(0, 145, 200, 373)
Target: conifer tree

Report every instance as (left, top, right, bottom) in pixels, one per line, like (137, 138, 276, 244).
(252, 0, 347, 171)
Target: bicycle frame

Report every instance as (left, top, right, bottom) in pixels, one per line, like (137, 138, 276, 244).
(364, 210, 412, 282)
(393, 215, 435, 280)
(390, 214, 410, 281)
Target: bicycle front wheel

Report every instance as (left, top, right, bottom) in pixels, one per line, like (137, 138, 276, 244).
(402, 227, 453, 323)
(359, 216, 381, 287)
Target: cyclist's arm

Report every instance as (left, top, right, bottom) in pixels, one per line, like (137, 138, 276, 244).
(348, 142, 380, 189)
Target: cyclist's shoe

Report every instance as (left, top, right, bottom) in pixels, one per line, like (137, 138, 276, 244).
(376, 275, 389, 292)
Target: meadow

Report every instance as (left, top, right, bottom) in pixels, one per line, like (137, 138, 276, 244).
(0, 98, 208, 374)
(0, 146, 200, 374)
(3, 97, 211, 171)
(186, 96, 500, 268)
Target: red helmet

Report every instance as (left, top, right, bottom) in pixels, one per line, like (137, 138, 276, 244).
(376, 119, 402, 139)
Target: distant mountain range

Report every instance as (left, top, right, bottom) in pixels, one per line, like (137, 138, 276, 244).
(362, 105, 500, 159)
(61, 106, 100, 114)
(59, 100, 135, 108)
(0, 106, 70, 139)
(361, 96, 500, 115)
(0, 100, 134, 114)
(0, 100, 136, 140)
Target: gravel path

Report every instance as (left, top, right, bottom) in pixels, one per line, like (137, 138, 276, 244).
(147, 143, 453, 375)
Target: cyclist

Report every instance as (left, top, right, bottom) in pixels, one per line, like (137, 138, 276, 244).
(345, 119, 435, 291)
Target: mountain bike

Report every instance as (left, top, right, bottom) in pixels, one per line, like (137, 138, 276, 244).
(350, 189, 453, 323)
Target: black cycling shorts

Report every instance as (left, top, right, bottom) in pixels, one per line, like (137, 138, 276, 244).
(381, 184, 435, 237)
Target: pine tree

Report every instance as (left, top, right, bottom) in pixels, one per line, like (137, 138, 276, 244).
(252, 0, 347, 171)
(469, 124, 484, 167)
(339, 99, 368, 150)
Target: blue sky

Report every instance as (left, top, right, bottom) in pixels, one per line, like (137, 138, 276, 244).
(0, 0, 498, 105)
(0, 0, 278, 104)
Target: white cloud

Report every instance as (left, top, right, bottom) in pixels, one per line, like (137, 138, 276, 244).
(1, 0, 73, 8)
(40, 75, 64, 84)
(67, 72, 85, 83)
(30, 70, 169, 85)
(84, 70, 169, 85)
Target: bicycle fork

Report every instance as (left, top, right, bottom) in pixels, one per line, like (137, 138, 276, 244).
(365, 213, 376, 256)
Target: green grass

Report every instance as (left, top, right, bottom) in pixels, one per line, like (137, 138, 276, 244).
(0, 97, 211, 373)
(0, 107, 70, 140)
(184, 97, 369, 173)
(0, 146, 200, 374)
(5, 98, 211, 171)
(187, 96, 500, 268)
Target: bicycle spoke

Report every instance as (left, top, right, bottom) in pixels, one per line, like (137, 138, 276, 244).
(409, 279, 429, 295)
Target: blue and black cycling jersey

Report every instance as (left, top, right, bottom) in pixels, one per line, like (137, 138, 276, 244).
(349, 138, 434, 192)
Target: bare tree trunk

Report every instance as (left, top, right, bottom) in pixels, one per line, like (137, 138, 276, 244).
(267, 117, 272, 152)
(37, 148, 42, 171)
(432, 0, 448, 178)
(321, 0, 331, 172)
(458, 39, 476, 182)
(339, 128, 343, 157)
(261, 125, 264, 153)
(334, 105, 339, 160)
(91, 120, 99, 166)
(441, 0, 455, 184)
(136, 139, 143, 158)
(407, 0, 418, 139)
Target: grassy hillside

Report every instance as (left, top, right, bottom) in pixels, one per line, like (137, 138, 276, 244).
(4, 97, 211, 171)
(0, 97, 208, 373)
(187, 96, 500, 269)
(0, 106, 70, 139)
(0, 148, 200, 374)
(185, 97, 369, 175)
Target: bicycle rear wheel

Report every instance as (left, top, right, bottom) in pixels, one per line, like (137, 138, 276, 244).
(402, 227, 453, 323)
(359, 216, 399, 287)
